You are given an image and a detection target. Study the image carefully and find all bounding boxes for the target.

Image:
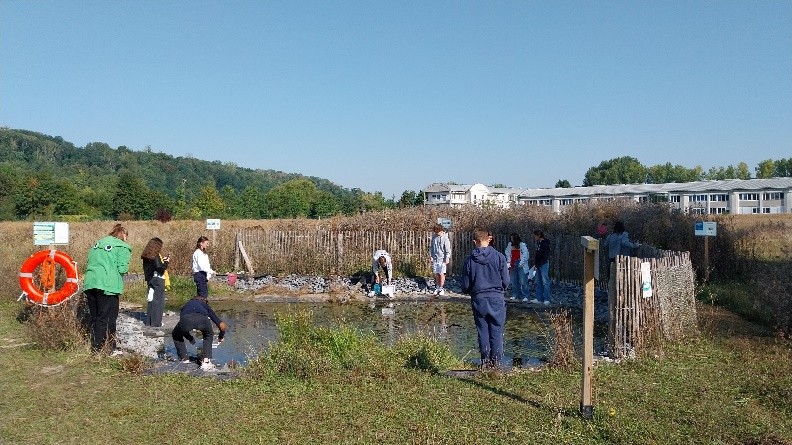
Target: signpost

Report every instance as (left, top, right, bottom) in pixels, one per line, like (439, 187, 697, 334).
(695, 221, 717, 282)
(580, 236, 599, 420)
(33, 222, 69, 246)
(207, 219, 221, 245)
(437, 217, 452, 230)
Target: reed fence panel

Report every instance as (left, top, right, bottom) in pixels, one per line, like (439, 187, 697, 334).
(608, 250, 696, 359)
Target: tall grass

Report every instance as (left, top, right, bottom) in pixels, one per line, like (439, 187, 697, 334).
(2, 207, 789, 333)
(19, 294, 90, 351)
(245, 309, 463, 381)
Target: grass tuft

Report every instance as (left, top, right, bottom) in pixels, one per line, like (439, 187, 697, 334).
(20, 296, 90, 351)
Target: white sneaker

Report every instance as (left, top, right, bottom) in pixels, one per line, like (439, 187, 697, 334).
(509, 296, 516, 300)
(367, 291, 375, 297)
(543, 300, 550, 306)
(180, 359, 191, 364)
(200, 361, 216, 371)
(521, 298, 529, 302)
(529, 299, 540, 304)
(433, 288, 441, 295)
(438, 289, 445, 296)
(110, 349, 123, 357)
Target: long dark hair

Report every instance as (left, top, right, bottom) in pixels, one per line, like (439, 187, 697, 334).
(141, 237, 163, 260)
(613, 221, 626, 234)
(510, 233, 522, 246)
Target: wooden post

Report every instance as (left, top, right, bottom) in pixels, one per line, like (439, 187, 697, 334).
(704, 235, 709, 283)
(234, 231, 240, 272)
(580, 236, 598, 420)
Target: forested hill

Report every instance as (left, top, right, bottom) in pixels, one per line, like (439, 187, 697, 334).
(0, 128, 411, 221)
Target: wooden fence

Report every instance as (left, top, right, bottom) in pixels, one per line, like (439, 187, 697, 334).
(235, 228, 696, 358)
(234, 229, 622, 286)
(608, 250, 697, 359)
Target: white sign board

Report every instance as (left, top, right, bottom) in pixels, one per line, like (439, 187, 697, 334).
(437, 218, 452, 230)
(206, 219, 221, 230)
(694, 221, 717, 236)
(640, 262, 652, 298)
(33, 222, 70, 245)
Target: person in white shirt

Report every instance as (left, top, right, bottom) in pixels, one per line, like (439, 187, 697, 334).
(192, 236, 215, 298)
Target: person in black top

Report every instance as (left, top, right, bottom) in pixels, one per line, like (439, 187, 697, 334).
(141, 237, 170, 327)
(531, 230, 552, 305)
(172, 296, 227, 370)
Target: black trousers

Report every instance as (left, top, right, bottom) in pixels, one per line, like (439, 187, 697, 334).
(145, 276, 165, 327)
(85, 289, 119, 351)
(172, 313, 215, 361)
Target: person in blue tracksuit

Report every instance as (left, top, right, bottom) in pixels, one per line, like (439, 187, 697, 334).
(462, 227, 509, 369)
(172, 296, 227, 370)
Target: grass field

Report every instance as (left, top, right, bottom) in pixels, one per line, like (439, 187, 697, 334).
(1, 298, 791, 445)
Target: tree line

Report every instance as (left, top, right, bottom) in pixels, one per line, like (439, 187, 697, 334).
(0, 128, 424, 221)
(553, 156, 791, 188)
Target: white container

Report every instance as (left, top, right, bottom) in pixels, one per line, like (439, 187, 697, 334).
(381, 285, 395, 297)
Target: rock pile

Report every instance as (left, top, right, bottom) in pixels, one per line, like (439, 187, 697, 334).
(224, 273, 609, 321)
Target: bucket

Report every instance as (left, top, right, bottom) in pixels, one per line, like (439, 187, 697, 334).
(227, 273, 237, 286)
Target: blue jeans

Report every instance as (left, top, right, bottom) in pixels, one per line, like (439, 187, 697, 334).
(535, 263, 550, 303)
(509, 267, 527, 298)
(193, 271, 208, 298)
(470, 292, 506, 368)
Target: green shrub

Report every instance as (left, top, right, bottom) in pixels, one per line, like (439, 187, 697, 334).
(245, 310, 463, 380)
(247, 310, 378, 380)
(391, 332, 462, 374)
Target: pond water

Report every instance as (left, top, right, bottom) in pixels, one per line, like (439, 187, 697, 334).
(161, 299, 607, 368)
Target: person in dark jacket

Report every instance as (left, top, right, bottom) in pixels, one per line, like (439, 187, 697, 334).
(172, 296, 227, 370)
(141, 237, 170, 327)
(531, 229, 552, 305)
(462, 227, 510, 369)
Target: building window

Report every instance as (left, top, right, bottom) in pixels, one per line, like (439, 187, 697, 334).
(710, 194, 729, 202)
(710, 207, 728, 214)
(763, 192, 784, 200)
(690, 207, 706, 214)
(670, 195, 681, 203)
(539, 200, 551, 206)
(739, 193, 759, 201)
(690, 195, 707, 202)
(560, 199, 573, 205)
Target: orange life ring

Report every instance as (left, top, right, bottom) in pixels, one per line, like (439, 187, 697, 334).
(19, 250, 80, 306)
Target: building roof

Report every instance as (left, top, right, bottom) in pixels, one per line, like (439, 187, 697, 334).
(516, 177, 792, 199)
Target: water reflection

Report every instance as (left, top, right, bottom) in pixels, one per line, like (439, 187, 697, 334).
(162, 300, 605, 368)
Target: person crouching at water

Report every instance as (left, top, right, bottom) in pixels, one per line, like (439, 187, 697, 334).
(192, 236, 215, 298)
(172, 296, 227, 370)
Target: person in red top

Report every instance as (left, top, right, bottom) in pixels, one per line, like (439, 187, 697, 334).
(504, 234, 530, 301)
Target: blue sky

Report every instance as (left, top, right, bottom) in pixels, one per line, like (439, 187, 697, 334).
(1, 1, 790, 199)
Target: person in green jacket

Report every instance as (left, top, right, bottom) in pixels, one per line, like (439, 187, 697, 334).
(84, 224, 132, 353)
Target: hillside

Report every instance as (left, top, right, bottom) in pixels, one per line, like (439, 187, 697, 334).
(0, 128, 409, 220)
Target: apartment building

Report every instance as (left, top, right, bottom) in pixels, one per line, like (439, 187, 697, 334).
(423, 178, 792, 214)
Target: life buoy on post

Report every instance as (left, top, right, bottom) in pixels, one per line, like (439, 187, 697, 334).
(19, 250, 80, 306)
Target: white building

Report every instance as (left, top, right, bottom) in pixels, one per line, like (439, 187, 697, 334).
(422, 183, 524, 208)
(423, 178, 792, 214)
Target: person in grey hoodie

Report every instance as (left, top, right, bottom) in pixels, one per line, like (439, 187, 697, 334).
(462, 227, 510, 369)
(429, 224, 452, 296)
